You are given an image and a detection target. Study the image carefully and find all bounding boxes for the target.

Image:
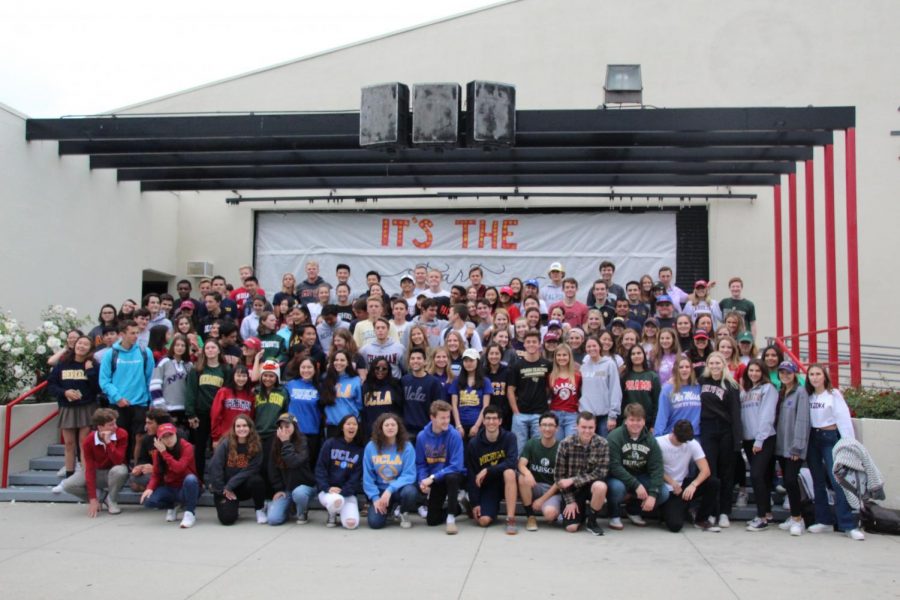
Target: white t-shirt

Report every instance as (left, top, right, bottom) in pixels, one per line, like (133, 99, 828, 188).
(656, 435, 705, 487)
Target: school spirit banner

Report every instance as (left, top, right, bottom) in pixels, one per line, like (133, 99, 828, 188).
(255, 211, 676, 295)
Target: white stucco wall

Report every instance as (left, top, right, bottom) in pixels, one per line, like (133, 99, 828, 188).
(0, 105, 180, 328)
(5, 0, 899, 352)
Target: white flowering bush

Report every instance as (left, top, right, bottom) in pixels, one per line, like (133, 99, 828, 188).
(0, 305, 90, 403)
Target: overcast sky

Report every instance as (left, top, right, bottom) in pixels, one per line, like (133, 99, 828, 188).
(0, 1, 503, 117)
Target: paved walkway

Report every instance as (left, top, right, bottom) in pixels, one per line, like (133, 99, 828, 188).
(1, 502, 899, 599)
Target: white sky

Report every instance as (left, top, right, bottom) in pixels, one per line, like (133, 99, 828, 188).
(0, 0, 504, 117)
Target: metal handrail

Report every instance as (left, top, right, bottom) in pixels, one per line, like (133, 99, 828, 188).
(2, 381, 54, 488)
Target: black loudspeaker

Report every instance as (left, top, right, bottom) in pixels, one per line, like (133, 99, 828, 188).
(411, 83, 461, 146)
(466, 81, 515, 147)
(360, 83, 409, 148)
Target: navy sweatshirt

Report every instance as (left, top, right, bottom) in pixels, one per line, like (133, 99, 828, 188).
(314, 437, 363, 496)
(465, 428, 518, 505)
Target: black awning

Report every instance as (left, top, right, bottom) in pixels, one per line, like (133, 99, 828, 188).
(25, 106, 853, 192)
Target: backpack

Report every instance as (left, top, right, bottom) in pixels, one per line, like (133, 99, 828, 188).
(860, 501, 900, 535)
(98, 346, 150, 406)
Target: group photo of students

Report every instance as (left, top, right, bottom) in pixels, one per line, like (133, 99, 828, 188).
(45, 259, 865, 540)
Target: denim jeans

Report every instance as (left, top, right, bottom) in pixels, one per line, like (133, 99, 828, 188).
(144, 474, 200, 513)
(807, 428, 858, 531)
(267, 484, 317, 526)
(606, 473, 670, 518)
(367, 484, 421, 529)
(512, 413, 542, 453)
(553, 411, 578, 441)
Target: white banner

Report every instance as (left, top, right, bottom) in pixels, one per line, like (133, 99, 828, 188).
(255, 211, 676, 296)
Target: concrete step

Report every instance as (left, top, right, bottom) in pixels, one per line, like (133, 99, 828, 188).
(47, 444, 65, 456)
(29, 456, 65, 471)
(8, 471, 62, 486)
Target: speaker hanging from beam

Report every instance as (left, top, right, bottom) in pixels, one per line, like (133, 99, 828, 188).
(411, 83, 461, 147)
(466, 80, 516, 147)
(360, 82, 409, 148)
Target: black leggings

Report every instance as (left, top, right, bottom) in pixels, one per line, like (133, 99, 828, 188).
(777, 455, 803, 518)
(742, 436, 776, 517)
(698, 418, 735, 517)
(190, 415, 211, 481)
(214, 474, 266, 525)
(425, 473, 463, 526)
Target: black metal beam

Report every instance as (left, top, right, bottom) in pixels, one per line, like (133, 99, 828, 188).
(27, 107, 854, 141)
(140, 173, 780, 192)
(117, 161, 795, 182)
(92, 146, 813, 169)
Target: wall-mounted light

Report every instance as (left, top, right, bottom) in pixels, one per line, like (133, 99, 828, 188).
(604, 64, 642, 105)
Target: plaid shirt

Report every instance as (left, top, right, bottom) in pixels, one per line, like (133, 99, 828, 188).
(554, 434, 609, 505)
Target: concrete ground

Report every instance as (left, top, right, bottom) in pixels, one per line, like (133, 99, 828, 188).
(1, 503, 899, 600)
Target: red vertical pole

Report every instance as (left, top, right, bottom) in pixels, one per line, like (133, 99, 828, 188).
(788, 172, 800, 357)
(805, 159, 817, 362)
(773, 184, 784, 339)
(845, 128, 862, 387)
(824, 144, 839, 383)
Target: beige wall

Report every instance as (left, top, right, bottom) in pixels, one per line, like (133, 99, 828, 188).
(0, 105, 181, 328)
(6, 0, 899, 352)
(0, 403, 58, 478)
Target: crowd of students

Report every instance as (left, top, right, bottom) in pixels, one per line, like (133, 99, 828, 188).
(44, 260, 864, 539)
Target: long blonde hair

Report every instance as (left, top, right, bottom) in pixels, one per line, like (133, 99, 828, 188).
(701, 351, 738, 387)
(550, 343, 576, 382)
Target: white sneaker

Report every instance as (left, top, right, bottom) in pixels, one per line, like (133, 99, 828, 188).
(608, 517, 624, 530)
(846, 528, 865, 541)
(778, 518, 792, 531)
(51, 483, 64, 494)
(626, 513, 647, 526)
(782, 496, 791, 510)
(399, 512, 412, 529)
(180, 511, 196, 528)
(56, 465, 67, 477)
(790, 520, 804, 536)
(718, 514, 730, 528)
(735, 489, 749, 508)
(106, 499, 122, 515)
(417, 505, 428, 519)
(166, 508, 178, 522)
(256, 509, 269, 525)
(807, 523, 831, 533)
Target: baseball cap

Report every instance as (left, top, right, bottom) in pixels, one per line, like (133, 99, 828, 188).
(737, 332, 754, 343)
(400, 275, 413, 284)
(462, 348, 481, 361)
(524, 278, 540, 288)
(543, 332, 560, 343)
(610, 317, 626, 326)
(548, 262, 565, 274)
(178, 300, 194, 311)
(499, 286, 514, 296)
(655, 294, 673, 304)
(693, 330, 710, 340)
(777, 361, 799, 373)
(694, 280, 708, 288)
(643, 317, 659, 327)
(156, 423, 177, 439)
(243, 337, 262, 351)
(276, 413, 298, 426)
(547, 319, 562, 329)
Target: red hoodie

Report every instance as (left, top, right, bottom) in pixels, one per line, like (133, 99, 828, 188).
(210, 387, 255, 442)
(147, 438, 197, 490)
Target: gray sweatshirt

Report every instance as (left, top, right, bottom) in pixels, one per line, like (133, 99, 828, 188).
(149, 357, 193, 412)
(775, 385, 810, 459)
(579, 356, 622, 418)
(740, 382, 778, 446)
(359, 339, 407, 379)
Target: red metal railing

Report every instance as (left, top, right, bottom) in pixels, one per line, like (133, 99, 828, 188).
(773, 325, 851, 382)
(2, 382, 55, 488)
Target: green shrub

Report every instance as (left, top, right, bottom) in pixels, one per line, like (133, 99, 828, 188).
(843, 387, 900, 420)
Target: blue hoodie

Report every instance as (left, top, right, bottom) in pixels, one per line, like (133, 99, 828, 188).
(415, 422, 466, 482)
(99, 341, 154, 406)
(323, 373, 362, 426)
(362, 440, 417, 501)
(284, 378, 322, 436)
(654, 383, 702, 435)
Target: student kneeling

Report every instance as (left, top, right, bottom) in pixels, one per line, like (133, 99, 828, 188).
(465, 406, 519, 534)
(656, 419, 721, 532)
(363, 413, 419, 529)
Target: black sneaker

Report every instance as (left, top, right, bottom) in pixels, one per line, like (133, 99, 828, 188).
(585, 518, 605, 536)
